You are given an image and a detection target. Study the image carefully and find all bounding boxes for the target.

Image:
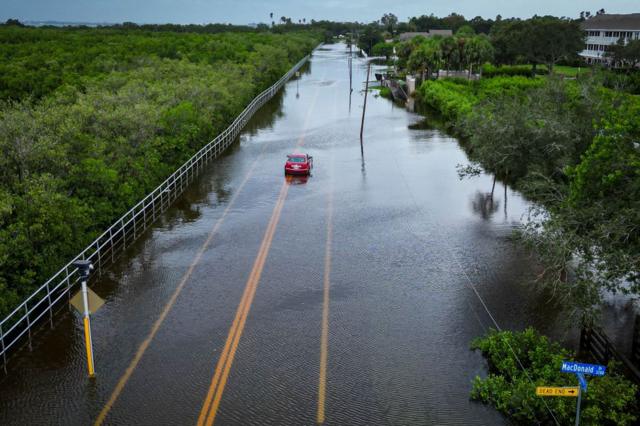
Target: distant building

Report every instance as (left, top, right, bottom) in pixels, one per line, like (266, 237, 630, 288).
(398, 30, 453, 41)
(580, 13, 640, 64)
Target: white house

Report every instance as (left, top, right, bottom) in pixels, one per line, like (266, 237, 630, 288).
(398, 30, 453, 42)
(580, 13, 640, 64)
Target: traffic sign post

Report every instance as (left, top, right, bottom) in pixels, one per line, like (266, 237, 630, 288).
(576, 373, 587, 391)
(560, 361, 607, 426)
(72, 260, 96, 378)
(575, 386, 582, 426)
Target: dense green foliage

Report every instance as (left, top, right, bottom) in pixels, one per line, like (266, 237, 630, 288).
(471, 328, 638, 425)
(0, 27, 319, 316)
(560, 96, 640, 295)
(490, 16, 584, 73)
(397, 33, 493, 81)
(407, 13, 495, 34)
(417, 77, 543, 123)
(607, 39, 640, 70)
(481, 64, 536, 78)
(0, 27, 317, 101)
(356, 24, 385, 54)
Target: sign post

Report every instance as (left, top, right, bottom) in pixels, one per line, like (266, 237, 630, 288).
(560, 361, 607, 426)
(72, 260, 96, 378)
(575, 386, 582, 426)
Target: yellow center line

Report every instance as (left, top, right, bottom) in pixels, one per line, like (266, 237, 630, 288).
(197, 68, 325, 426)
(317, 76, 338, 424)
(94, 146, 267, 426)
(198, 181, 289, 426)
(317, 187, 333, 424)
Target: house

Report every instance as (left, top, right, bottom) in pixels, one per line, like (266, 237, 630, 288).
(580, 13, 640, 64)
(398, 29, 453, 41)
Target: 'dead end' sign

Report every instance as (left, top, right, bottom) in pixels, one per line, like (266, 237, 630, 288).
(536, 387, 579, 397)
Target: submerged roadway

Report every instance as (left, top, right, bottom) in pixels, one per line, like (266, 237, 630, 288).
(0, 43, 569, 425)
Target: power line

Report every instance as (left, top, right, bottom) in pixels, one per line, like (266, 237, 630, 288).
(390, 153, 561, 426)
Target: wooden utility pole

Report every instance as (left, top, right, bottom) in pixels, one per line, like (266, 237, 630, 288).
(360, 61, 371, 143)
(349, 41, 353, 92)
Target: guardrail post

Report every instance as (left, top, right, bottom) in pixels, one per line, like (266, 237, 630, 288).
(143, 202, 147, 227)
(109, 228, 115, 263)
(133, 211, 137, 240)
(66, 267, 72, 302)
(46, 282, 54, 329)
(96, 241, 103, 276)
(1, 324, 6, 373)
(25, 305, 32, 351)
(121, 219, 127, 251)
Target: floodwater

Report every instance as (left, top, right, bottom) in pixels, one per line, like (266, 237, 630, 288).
(0, 43, 579, 425)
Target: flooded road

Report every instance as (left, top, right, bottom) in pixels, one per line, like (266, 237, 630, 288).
(0, 44, 575, 425)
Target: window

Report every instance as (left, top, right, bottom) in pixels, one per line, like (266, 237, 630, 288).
(287, 156, 306, 163)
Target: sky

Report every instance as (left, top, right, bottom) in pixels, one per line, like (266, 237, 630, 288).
(2, 0, 638, 25)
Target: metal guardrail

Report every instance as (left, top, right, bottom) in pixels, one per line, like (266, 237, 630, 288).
(0, 50, 315, 372)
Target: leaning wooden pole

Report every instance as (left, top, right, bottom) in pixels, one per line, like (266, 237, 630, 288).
(360, 61, 371, 143)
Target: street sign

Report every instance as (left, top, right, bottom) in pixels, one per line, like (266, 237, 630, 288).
(561, 361, 606, 377)
(536, 387, 580, 397)
(70, 287, 105, 315)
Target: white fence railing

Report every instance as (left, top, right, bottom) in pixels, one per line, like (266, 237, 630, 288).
(0, 50, 314, 372)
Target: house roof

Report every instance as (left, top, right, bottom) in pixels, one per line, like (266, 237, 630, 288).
(581, 13, 640, 30)
(398, 29, 453, 41)
(428, 29, 454, 36)
(398, 32, 430, 41)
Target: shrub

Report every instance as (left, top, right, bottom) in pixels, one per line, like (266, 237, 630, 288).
(471, 328, 639, 425)
(482, 64, 535, 78)
(417, 79, 476, 123)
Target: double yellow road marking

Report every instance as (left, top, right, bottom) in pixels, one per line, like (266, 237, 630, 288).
(197, 71, 325, 426)
(317, 186, 333, 424)
(94, 149, 266, 426)
(96, 65, 333, 426)
(197, 181, 289, 426)
(317, 81, 339, 425)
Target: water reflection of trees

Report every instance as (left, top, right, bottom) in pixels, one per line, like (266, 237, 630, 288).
(242, 89, 286, 135)
(471, 190, 500, 220)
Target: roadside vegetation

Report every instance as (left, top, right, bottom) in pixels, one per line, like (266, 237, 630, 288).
(377, 13, 640, 419)
(472, 328, 638, 425)
(416, 66, 639, 327)
(383, 13, 640, 325)
(0, 25, 319, 316)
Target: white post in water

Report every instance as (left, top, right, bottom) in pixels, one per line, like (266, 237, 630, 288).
(73, 260, 95, 378)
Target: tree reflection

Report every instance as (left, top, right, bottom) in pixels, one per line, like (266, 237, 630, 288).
(471, 190, 500, 220)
